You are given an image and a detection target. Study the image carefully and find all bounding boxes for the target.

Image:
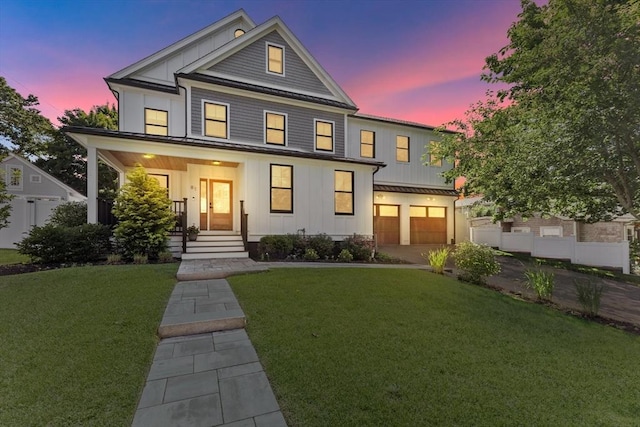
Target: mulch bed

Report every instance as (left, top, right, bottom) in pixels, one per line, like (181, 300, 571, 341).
(0, 263, 62, 276)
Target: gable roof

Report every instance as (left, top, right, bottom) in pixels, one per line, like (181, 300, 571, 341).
(350, 113, 457, 134)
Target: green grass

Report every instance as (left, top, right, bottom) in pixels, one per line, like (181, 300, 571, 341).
(0, 248, 30, 265)
(230, 268, 640, 426)
(0, 264, 177, 426)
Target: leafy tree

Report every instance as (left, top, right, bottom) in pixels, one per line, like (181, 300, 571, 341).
(112, 165, 175, 260)
(0, 165, 13, 230)
(436, 0, 640, 221)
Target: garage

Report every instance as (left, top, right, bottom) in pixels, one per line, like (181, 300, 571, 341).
(374, 204, 400, 245)
(410, 206, 447, 244)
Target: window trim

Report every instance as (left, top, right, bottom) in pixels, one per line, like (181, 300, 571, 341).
(266, 42, 285, 76)
(360, 129, 375, 158)
(314, 119, 335, 153)
(202, 100, 230, 140)
(270, 164, 293, 214)
(144, 108, 168, 136)
(396, 135, 410, 163)
(429, 140, 443, 167)
(263, 111, 288, 146)
(6, 165, 23, 190)
(334, 170, 354, 216)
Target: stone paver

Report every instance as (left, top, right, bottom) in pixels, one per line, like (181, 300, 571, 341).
(177, 258, 269, 281)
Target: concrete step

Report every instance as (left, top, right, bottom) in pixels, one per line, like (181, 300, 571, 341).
(181, 251, 249, 260)
(186, 246, 246, 253)
(187, 239, 243, 247)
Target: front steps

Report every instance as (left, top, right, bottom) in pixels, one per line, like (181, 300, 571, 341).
(169, 231, 249, 260)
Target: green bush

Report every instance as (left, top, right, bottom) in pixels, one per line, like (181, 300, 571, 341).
(132, 254, 148, 264)
(259, 235, 294, 259)
(342, 234, 374, 261)
(48, 202, 87, 227)
(288, 233, 307, 257)
(106, 253, 122, 265)
(304, 248, 320, 261)
(524, 267, 555, 300)
(423, 247, 450, 274)
(158, 251, 174, 263)
(575, 278, 605, 317)
(112, 165, 175, 261)
(307, 234, 334, 259)
(17, 223, 111, 263)
(337, 249, 354, 263)
(453, 242, 501, 284)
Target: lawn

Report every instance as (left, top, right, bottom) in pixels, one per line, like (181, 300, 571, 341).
(0, 248, 30, 265)
(0, 264, 177, 426)
(230, 268, 640, 426)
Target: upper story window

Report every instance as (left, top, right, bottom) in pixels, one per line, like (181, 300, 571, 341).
(265, 112, 286, 146)
(234, 28, 245, 38)
(396, 135, 409, 162)
(429, 141, 443, 167)
(334, 170, 354, 215)
(315, 120, 334, 152)
(6, 165, 22, 190)
(267, 43, 284, 75)
(360, 130, 375, 158)
(204, 102, 228, 139)
(144, 108, 168, 136)
(270, 164, 293, 213)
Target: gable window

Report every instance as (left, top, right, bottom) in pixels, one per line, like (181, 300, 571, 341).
(204, 102, 228, 139)
(429, 141, 443, 167)
(270, 164, 293, 213)
(360, 130, 375, 158)
(6, 165, 22, 190)
(396, 135, 409, 162)
(315, 120, 334, 152)
(267, 43, 284, 75)
(144, 108, 168, 136)
(234, 28, 245, 38)
(334, 170, 354, 215)
(265, 112, 286, 145)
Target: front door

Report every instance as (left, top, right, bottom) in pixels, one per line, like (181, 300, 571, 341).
(199, 179, 233, 231)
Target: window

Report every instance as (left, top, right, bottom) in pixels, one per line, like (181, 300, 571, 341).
(315, 120, 334, 152)
(144, 108, 168, 136)
(270, 165, 293, 213)
(204, 102, 228, 139)
(234, 28, 245, 38)
(30, 174, 41, 184)
(265, 112, 286, 145)
(6, 166, 22, 190)
(334, 170, 354, 215)
(429, 141, 443, 167)
(396, 135, 409, 162)
(267, 43, 284, 75)
(360, 130, 375, 158)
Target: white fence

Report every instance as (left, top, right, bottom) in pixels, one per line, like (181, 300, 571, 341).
(470, 228, 630, 274)
(0, 198, 62, 249)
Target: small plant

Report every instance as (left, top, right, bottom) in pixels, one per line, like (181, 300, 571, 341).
(132, 254, 148, 264)
(575, 278, 605, 317)
(523, 265, 555, 301)
(259, 235, 294, 260)
(453, 242, 501, 285)
(307, 234, 335, 259)
(337, 249, 354, 263)
(304, 248, 320, 261)
(106, 253, 122, 265)
(158, 251, 174, 263)
(187, 225, 199, 241)
(423, 247, 450, 274)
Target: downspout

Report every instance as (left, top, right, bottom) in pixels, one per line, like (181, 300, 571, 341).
(372, 165, 382, 249)
(177, 83, 188, 138)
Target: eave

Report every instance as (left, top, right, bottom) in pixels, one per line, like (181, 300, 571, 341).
(374, 184, 458, 197)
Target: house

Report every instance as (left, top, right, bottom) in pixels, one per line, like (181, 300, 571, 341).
(0, 154, 86, 249)
(65, 9, 457, 259)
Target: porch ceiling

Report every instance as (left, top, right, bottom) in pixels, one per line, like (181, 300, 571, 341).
(109, 151, 239, 171)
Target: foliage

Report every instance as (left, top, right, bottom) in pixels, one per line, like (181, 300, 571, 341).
(0, 172, 13, 230)
(258, 234, 294, 259)
(158, 251, 174, 263)
(106, 253, 122, 265)
(574, 277, 605, 317)
(16, 223, 111, 263)
(435, 0, 640, 221)
(341, 234, 375, 261)
(304, 248, 320, 261)
(453, 242, 501, 284)
(337, 249, 354, 263)
(287, 233, 307, 257)
(469, 203, 496, 218)
(423, 247, 450, 274)
(630, 239, 640, 276)
(112, 165, 174, 260)
(187, 224, 199, 235)
(524, 266, 555, 301)
(132, 254, 148, 265)
(48, 201, 87, 227)
(307, 233, 334, 259)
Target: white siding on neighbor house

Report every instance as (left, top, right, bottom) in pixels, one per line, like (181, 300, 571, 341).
(0, 198, 66, 248)
(118, 88, 185, 136)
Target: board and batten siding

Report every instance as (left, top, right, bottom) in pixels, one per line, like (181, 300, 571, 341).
(347, 117, 453, 189)
(191, 87, 345, 156)
(209, 31, 333, 96)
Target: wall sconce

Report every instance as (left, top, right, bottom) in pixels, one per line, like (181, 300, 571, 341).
(375, 194, 384, 200)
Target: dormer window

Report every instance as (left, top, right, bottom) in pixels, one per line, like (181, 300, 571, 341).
(267, 43, 284, 75)
(234, 28, 245, 38)
(144, 108, 168, 136)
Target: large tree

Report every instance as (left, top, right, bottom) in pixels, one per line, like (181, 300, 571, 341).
(0, 155, 13, 230)
(436, 0, 640, 221)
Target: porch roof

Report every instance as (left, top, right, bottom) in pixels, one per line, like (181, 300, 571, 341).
(374, 184, 458, 197)
(63, 127, 386, 168)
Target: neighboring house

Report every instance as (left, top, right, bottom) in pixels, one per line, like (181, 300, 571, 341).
(0, 154, 86, 249)
(65, 9, 457, 259)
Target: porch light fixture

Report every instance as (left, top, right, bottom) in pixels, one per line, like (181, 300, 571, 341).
(212, 161, 221, 166)
(143, 154, 155, 159)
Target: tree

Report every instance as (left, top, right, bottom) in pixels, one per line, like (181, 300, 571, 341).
(112, 165, 175, 260)
(436, 0, 640, 221)
(0, 162, 13, 230)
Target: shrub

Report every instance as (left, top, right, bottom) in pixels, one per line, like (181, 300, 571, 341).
(524, 266, 555, 300)
(17, 223, 111, 263)
(158, 251, 174, 263)
(453, 242, 501, 284)
(49, 202, 87, 227)
(342, 234, 374, 261)
(307, 234, 334, 259)
(304, 248, 320, 261)
(132, 254, 148, 264)
(112, 165, 175, 261)
(287, 233, 307, 258)
(575, 278, 605, 317)
(258, 235, 294, 260)
(106, 254, 122, 265)
(337, 249, 354, 263)
(423, 247, 450, 274)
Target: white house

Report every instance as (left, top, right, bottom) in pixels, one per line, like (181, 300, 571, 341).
(65, 9, 457, 259)
(0, 154, 86, 249)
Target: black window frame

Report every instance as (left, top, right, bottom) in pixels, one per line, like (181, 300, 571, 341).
(270, 164, 293, 214)
(144, 108, 168, 136)
(203, 102, 228, 139)
(334, 170, 354, 216)
(360, 130, 375, 158)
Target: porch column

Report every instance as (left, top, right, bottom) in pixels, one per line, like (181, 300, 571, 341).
(87, 146, 98, 224)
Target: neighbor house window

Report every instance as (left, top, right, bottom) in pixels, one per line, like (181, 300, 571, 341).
(429, 141, 443, 167)
(334, 170, 354, 215)
(360, 130, 375, 158)
(265, 112, 286, 145)
(396, 135, 409, 162)
(315, 120, 334, 152)
(267, 43, 284, 75)
(144, 108, 168, 136)
(6, 166, 22, 190)
(270, 164, 293, 213)
(204, 102, 228, 139)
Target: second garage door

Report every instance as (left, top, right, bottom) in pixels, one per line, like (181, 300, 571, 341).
(410, 206, 447, 244)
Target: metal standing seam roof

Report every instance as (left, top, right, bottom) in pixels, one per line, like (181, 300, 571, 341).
(350, 113, 458, 134)
(373, 184, 458, 197)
